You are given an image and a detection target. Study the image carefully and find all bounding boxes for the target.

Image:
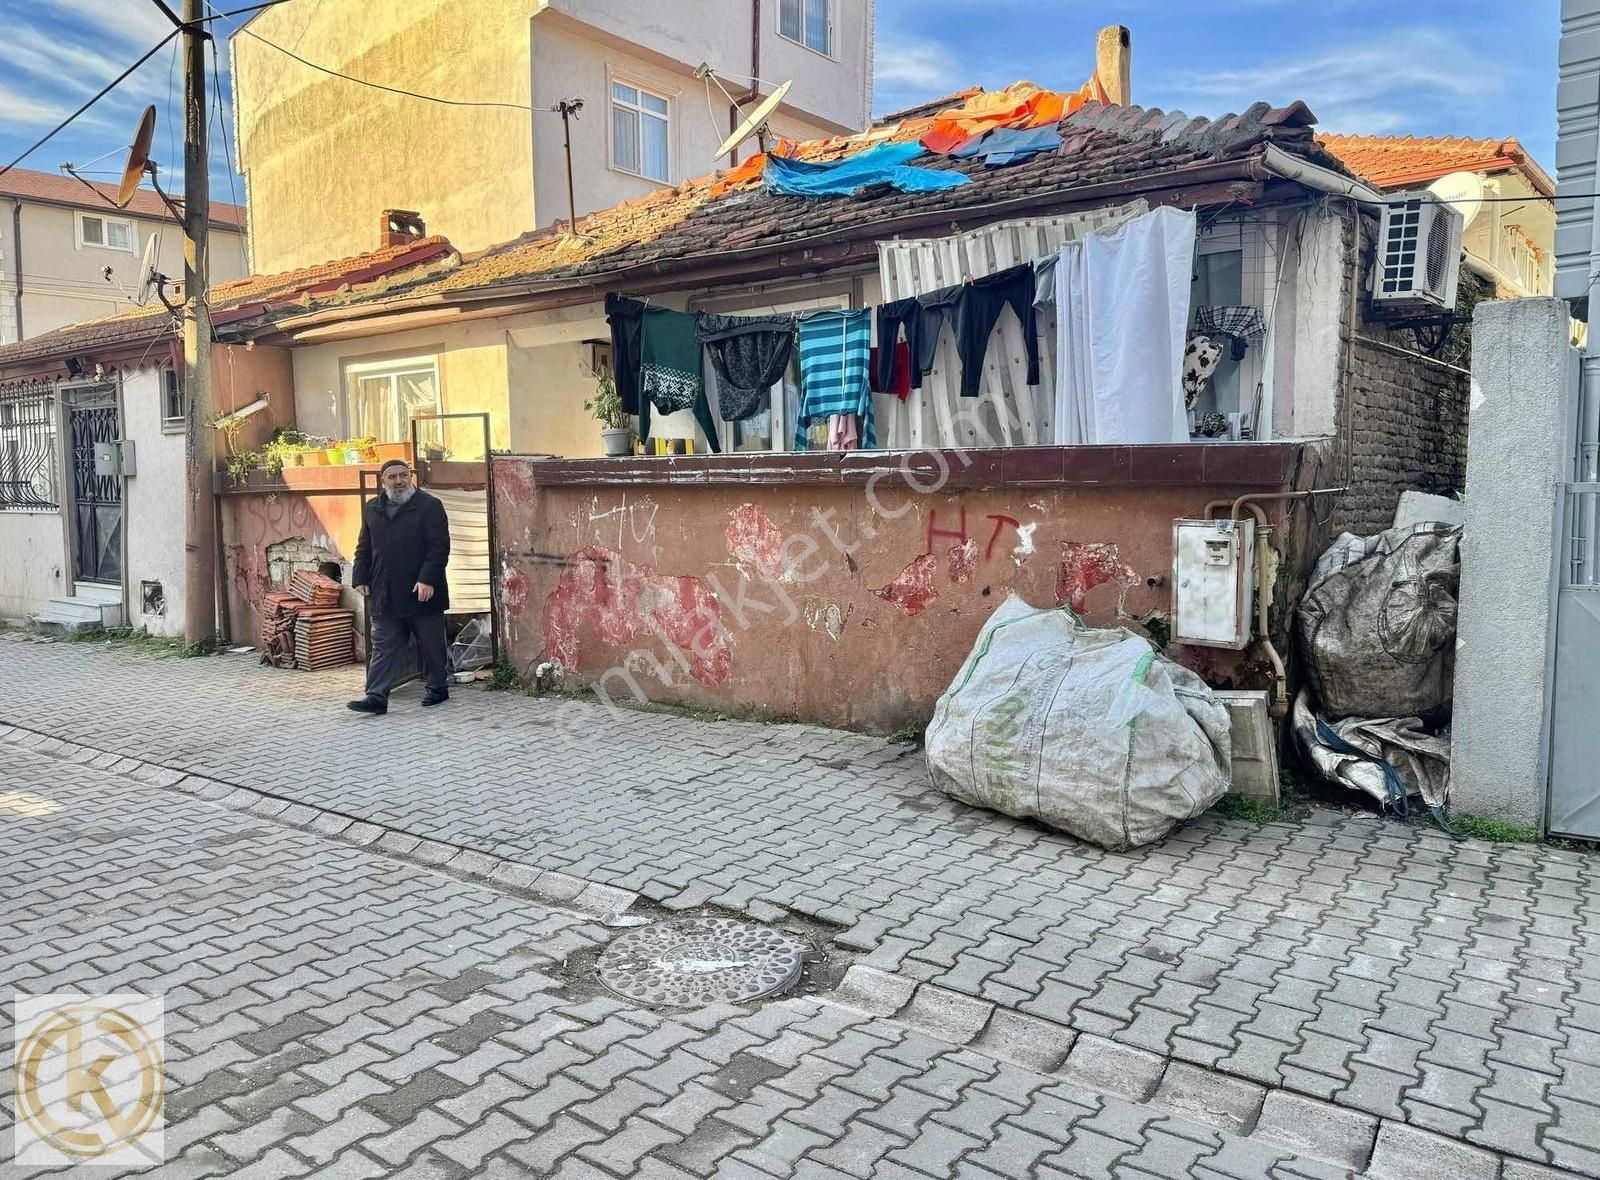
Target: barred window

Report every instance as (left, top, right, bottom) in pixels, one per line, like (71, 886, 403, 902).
(0, 388, 58, 511)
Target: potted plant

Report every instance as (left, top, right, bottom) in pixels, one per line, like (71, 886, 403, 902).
(585, 374, 632, 457)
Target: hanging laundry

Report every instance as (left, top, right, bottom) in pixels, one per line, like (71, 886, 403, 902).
(875, 298, 930, 391)
(604, 293, 647, 416)
(954, 264, 1041, 398)
(1194, 305, 1268, 360)
(827, 413, 860, 451)
(794, 309, 875, 451)
(697, 312, 796, 421)
(1053, 206, 1197, 444)
(763, 142, 969, 198)
(869, 342, 913, 401)
(950, 125, 1063, 167)
(639, 307, 720, 453)
(1032, 253, 1059, 309)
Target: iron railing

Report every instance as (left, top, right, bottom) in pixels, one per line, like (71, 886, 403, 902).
(0, 384, 57, 511)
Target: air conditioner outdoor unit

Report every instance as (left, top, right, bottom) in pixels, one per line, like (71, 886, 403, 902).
(1371, 192, 1463, 312)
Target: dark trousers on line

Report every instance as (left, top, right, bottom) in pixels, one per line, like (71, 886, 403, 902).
(365, 613, 449, 704)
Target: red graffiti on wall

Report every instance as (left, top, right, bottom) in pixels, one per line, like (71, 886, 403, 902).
(948, 539, 978, 584)
(1056, 542, 1138, 614)
(542, 546, 729, 687)
(726, 503, 788, 581)
(924, 507, 968, 555)
(984, 514, 1022, 560)
(495, 459, 536, 505)
(873, 553, 939, 616)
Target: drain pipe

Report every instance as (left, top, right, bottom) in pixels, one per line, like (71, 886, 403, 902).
(1202, 488, 1347, 717)
(1258, 145, 1386, 207)
(8, 198, 22, 341)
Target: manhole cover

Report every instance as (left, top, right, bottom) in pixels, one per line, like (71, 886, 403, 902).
(596, 916, 808, 1007)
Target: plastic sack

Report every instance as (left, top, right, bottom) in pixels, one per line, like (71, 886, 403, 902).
(925, 594, 1232, 850)
(1297, 522, 1460, 722)
(1291, 690, 1450, 813)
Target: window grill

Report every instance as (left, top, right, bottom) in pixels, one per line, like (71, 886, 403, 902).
(0, 384, 57, 511)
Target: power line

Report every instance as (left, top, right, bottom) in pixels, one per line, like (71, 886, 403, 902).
(0, 29, 182, 179)
(228, 21, 557, 113)
(208, 35, 240, 212)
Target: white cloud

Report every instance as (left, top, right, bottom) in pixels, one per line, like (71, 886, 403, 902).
(1161, 28, 1500, 134)
(36, 0, 180, 50)
(876, 38, 963, 93)
(0, 84, 70, 129)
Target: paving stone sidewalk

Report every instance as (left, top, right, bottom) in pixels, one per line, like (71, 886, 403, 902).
(2, 635, 1599, 1176)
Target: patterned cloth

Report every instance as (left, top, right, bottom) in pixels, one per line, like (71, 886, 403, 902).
(795, 309, 875, 451)
(1194, 305, 1267, 360)
(639, 308, 720, 452)
(698, 313, 795, 421)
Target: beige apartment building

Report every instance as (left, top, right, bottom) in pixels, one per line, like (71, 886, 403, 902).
(0, 167, 248, 343)
(231, 0, 876, 273)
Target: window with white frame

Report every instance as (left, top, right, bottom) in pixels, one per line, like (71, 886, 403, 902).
(1188, 216, 1276, 440)
(611, 81, 671, 184)
(343, 356, 441, 444)
(779, 0, 831, 54)
(77, 212, 135, 252)
(161, 367, 184, 427)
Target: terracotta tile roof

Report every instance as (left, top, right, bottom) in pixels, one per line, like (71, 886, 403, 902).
(874, 87, 986, 126)
(365, 93, 1332, 308)
(0, 164, 246, 229)
(1318, 134, 1555, 199)
(0, 236, 454, 370)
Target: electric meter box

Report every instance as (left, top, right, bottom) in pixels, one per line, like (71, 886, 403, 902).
(1171, 517, 1256, 649)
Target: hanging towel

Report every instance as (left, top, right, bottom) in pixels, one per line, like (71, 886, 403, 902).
(1053, 206, 1196, 444)
(950, 125, 1062, 166)
(954, 264, 1040, 398)
(794, 309, 875, 451)
(604, 293, 647, 416)
(828, 413, 860, 451)
(697, 312, 795, 421)
(639, 307, 721, 452)
(869, 342, 913, 401)
(763, 142, 970, 198)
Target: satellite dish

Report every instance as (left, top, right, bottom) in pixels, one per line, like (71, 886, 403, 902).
(134, 234, 160, 306)
(714, 80, 793, 161)
(1427, 170, 1485, 231)
(116, 105, 157, 209)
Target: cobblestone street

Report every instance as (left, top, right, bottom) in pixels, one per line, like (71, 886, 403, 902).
(1, 633, 1597, 1178)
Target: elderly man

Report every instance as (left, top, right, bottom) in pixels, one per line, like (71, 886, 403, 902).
(348, 459, 451, 715)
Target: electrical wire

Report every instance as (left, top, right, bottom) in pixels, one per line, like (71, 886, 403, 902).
(209, 35, 240, 212)
(227, 21, 559, 113)
(0, 29, 182, 178)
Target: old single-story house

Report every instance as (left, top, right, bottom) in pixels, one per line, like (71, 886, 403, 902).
(0, 84, 1483, 731)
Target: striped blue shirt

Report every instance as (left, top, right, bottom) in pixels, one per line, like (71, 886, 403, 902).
(794, 309, 876, 450)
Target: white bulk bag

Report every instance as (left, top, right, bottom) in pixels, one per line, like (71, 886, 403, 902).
(926, 594, 1231, 850)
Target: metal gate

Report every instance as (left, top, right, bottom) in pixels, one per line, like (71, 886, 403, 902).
(67, 387, 121, 586)
(1549, 352, 1600, 838)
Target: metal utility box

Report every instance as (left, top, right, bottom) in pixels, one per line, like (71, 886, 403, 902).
(1171, 517, 1255, 648)
(93, 439, 135, 478)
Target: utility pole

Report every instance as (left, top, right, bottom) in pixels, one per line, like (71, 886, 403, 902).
(181, 0, 216, 645)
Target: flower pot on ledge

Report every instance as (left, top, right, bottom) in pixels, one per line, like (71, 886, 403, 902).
(601, 428, 633, 457)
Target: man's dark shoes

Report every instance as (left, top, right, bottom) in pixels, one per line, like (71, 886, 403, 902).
(347, 696, 387, 715)
(421, 690, 449, 707)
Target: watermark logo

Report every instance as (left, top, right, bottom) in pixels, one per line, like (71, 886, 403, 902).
(12, 994, 164, 1166)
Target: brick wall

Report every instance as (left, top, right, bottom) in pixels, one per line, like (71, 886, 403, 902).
(1330, 210, 1489, 536)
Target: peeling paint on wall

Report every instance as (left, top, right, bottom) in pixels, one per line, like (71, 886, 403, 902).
(501, 562, 530, 616)
(803, 600, 849, 641)
(1055, 542, 1139, 614)
(726, 503, 790, 582)
(948, 539, 978, 584)
(542, 545, 729, 687)
(1012, 522, 1038, 563)
(873, 553, 939, 616)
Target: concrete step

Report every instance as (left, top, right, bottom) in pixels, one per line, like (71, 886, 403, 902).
(30, 611, 104, 638)
(71, 582, 122, 606)
(44, 596, 124, 627)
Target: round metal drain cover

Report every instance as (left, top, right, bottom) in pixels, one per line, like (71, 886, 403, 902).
(596, 916, 807, 1007)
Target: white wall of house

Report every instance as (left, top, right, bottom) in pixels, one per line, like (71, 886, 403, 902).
(1463, 172, 1554, 297)
(0, 202, 246, 342)
(119, 366, 190, 637)
(0, 510, 66, 620)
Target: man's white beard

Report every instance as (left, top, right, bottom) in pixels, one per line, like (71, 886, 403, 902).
(387, 485, 416, 505)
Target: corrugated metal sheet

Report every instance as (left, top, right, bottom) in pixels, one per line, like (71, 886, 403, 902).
(431, 488, 491, 614)
(875, 202, 1148, 449)
(1557, 0, 1600, 299)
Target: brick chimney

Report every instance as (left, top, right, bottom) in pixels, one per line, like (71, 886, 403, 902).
(380, 209, 426, 249)
(1096, 26, 1131, 106)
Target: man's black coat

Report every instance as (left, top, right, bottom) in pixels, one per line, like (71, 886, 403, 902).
(352, 489, 451, 617)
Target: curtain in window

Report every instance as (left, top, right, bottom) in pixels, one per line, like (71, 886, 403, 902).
(780, 0, 802, 41)
(804, 0, 828, 52)
(397, 370, 441, 437)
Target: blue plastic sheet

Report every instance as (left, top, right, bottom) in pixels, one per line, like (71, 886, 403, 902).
(763, 142, 971, 197)
(949, 126, 1062, 167)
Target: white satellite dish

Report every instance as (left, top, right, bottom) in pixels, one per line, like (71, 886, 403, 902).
(134, 234, 161, 306)
(1427, 170, 1485, 231)
(714, 79, 793, 162)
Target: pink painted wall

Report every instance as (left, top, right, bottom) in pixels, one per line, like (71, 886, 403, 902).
(493, 447, 1316, 732)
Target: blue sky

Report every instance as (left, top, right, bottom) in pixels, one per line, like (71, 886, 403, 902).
(0, 0, 1560, 205)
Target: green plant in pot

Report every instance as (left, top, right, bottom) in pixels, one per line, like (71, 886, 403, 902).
(585, 374, 632, 457)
